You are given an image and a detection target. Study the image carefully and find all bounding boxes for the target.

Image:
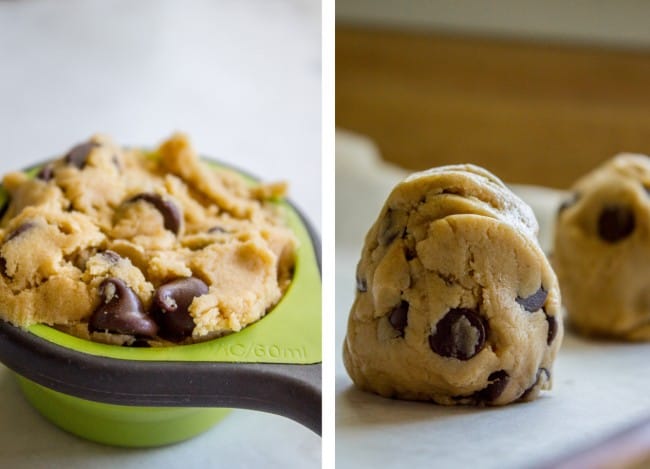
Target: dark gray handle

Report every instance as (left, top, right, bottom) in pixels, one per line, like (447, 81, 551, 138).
(0, 320, 321, 435)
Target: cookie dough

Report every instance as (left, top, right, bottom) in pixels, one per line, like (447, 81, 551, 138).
(554, 153, 650, 340)
(343, 164, 563, 405)
(0, 133, 296, 346)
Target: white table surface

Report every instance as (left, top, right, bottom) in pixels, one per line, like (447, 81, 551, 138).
(335, 130, 650, 469)
(0, 1, 321, 467)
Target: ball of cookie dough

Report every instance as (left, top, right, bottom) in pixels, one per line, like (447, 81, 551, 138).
(554, 153, 650, 340)
(343, 165, 563, 405)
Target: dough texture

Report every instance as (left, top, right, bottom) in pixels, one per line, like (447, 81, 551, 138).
(0, 133, 296, 345)
(344, 164, 562, 405)
(554, 153, 650, 340)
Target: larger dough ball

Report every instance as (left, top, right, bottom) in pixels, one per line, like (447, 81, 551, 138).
(344, 165, 563, 405)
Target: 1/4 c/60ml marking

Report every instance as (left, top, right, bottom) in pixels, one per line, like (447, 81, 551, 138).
(211, 342, 307, 360)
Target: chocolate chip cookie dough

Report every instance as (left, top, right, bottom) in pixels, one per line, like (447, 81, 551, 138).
(0, 133, 296, 346)
(554, 153, 650, 340)
(343, 165, 563, 405)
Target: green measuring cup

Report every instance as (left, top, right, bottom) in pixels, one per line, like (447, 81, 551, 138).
(0, 158, 321, 447)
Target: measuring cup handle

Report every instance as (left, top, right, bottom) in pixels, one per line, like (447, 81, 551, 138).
(0, 319, 322, 435)
(209, 361, 322, 435)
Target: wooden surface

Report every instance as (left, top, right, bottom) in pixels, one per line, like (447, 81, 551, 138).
(336, 26, 650, 189)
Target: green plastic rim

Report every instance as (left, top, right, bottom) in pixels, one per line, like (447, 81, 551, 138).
(18, 375, 231, 447)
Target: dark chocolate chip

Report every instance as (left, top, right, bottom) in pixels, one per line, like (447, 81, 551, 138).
(0, 222, 40, 275)
(546, 314, 558, 345)
(355, 274, 367, 293)
(388, 301, 409, 337)
(36, 164, 55, 182)
(598, 205, 635, 243)
(557, 193, 579, 215)
(6, 222, 36, 242)
(474, 370, 509, 403)
(127, 193, 181, 235)
(520, 368, 550, 400)
(65, 142, 100, 169)
(101, 250, 121, 263)
(429, 308, 487, 360)
(516, 287, 547, 312)
(88, 278, 158, 337)
(405, 244, 417, 261)
(151, 277, 209, 341)
(378, 208, 404, 246)
(0, 257, 7, 278)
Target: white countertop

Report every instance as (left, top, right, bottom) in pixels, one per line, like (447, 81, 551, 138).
(335, 130, 650, 469)
(0, 1, 321, 467)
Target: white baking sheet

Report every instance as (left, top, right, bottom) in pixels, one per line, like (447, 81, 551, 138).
(335, 130, 650, 469)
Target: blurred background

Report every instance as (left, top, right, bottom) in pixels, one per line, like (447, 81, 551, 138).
(336, 0, 650, 188)
(0, 0, 320, 229)
(0, 1, 320, 468)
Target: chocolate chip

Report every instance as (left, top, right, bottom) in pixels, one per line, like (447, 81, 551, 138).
(127, 193, 181, 235)
(405, 244, 417, 261)
(516, 287, 547, 312)
(0, 223, 36, 279)
(151, 277, 208, 341)
(65, 142, 100, 169)
(429, 308, 487, 360)
(557, 193, 579, 215)
(36, 164, 55, 182)
(0, 257, 7, 278)
(377, 208, 404, 246)
(355, 274, 367, 292)
(474, 370, 509, 403)
(388, 301, 409, 337)
(101, 250, 121, 263)
(6, 222, 36, 242)
(88, 278, 158, 337)
(598, 205, 635, 243)
(546, 314, 558, 345)
(520, 368, 550, 400)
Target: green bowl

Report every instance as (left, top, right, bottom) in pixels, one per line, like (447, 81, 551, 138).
(0, 159, 321, 447)
(18, 377, 233, 447)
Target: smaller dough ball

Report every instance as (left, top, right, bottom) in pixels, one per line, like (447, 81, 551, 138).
(344, 164, 563, 406)
(554, 153, 650, 340)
